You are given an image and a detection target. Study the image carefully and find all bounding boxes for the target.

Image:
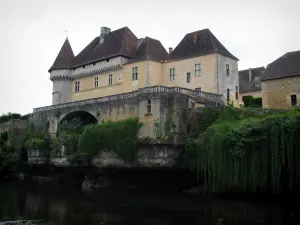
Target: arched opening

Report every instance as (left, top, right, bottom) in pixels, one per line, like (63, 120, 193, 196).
(57, 111, 97, 135)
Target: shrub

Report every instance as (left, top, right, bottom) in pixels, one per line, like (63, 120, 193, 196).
(78, 118, 143, 162)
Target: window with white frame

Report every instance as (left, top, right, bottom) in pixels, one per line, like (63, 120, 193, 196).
(169, 68, 175, 81)
(94, 77, 99, 88)
(132, 67, 138, 81)
(75, 81, 80, 92)
(195, 64, 201, 76)
(108, 74, 113, 85)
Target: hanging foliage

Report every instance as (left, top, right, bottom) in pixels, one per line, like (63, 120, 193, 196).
(183, 107, 300, 194)
(78, 118, 143, 162)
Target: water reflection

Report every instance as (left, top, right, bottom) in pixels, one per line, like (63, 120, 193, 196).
(0, 181, 300, 225)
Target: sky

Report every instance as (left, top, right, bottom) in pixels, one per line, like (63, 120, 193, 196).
(0, 0, 299, 115)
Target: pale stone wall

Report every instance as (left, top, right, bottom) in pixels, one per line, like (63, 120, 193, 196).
(162, 54, 217, 93)
(239, 90, 262, 105)
(216, 54, 239, 106)
(262, 76, 300, 109)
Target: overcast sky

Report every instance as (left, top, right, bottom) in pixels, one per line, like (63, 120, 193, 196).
(0, 0, 299, 115)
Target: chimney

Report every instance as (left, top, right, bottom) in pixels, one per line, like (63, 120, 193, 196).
(168, 47, 173, 54)
(249, 68, 252, 83)
(100, 27, 111, 44)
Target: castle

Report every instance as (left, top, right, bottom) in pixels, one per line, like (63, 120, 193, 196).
(33, 26, 239, 138)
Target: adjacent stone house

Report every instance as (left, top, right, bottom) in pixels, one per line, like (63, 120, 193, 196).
(238, 67, 265, 105)
(262, 50, 300, 109)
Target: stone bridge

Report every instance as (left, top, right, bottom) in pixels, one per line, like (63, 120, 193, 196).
(32, 86, 224, 138)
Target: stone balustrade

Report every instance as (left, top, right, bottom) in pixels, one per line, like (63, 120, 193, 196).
(33, 86, 224, 113)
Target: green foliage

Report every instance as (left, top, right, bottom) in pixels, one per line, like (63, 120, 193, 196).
(51, 132, 80, 156)
(59, 117, 86, 134)
(250, 97, 262, 108)
(0, 113, 21, 123)
(187, 107, 223, 137)
(78, 118, 143, 162)
(242, 95, 253, 107)
(242, 95, 262, 108)
(183, 108, 300, 194)
(164, 110, 176, 140)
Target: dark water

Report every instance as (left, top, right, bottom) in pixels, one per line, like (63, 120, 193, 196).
(0, 180, 300, 225)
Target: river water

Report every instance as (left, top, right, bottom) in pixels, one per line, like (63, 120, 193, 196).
(0, 180, 300, 225)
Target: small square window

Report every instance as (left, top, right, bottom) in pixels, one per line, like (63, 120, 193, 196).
(132, 67, 138, 81)
(291, 95, 297, 106)
(186, 72, 191, 83)
(169, 68, 175, 81)
(195, 64, 201, 76)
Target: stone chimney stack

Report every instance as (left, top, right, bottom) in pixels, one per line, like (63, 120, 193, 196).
(169, 47, 173, 54)
(100, 27, 111, 44)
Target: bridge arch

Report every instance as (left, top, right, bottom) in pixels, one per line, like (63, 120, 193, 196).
(57, 110, 98, 135)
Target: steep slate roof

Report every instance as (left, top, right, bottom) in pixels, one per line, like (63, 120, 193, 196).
(262, 50, 300, 81)
(71, 27, 138, 68)
(239, 67, 265, 93)
(125, 37, 169, 64)
(170, 29, 238, 61)
(49, 38, 74, 72)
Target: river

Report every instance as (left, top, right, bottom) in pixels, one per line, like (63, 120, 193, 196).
(0, 180, 300, 225)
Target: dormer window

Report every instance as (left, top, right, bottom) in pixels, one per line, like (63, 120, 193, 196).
(83, 65, 85, 68)
(254, 77, 260, 86)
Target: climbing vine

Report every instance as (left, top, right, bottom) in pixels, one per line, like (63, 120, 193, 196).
(183, 107, 300, 194)
(78, 118, 143, 163)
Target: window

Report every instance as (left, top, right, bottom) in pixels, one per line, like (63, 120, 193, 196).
(291, 95, 297, 106)
(195, 64, 201, 76)
(106, 59, 109, 62)
(235, 86, 238, 100)
(108, 74, 112, 85)
(147, 100, 151, 114)
(226, 64, 230, 76)
(227, 88, 230, 101)
(132, 67, 138, 81)
(75, 81, 80, 92)
(169, 68, 175, 81)
(94, 77, 99, 88)
(186, 72, 191, 83)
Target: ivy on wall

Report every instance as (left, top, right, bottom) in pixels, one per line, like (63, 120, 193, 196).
(78, 118, 143, 163)
(183, 106, 300, 194)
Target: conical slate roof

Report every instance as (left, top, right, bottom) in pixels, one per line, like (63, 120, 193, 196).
(48, 38, 74, 72)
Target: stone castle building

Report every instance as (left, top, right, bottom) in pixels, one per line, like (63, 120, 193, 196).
(33, 26, 239, 138)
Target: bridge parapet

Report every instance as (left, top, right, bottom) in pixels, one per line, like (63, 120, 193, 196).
(33, 86, 224, 113)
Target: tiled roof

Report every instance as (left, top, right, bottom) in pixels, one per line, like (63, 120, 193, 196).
(125, 37, 169, 64)
(262, 50, 300, 81)
(170, 29, 238, 61)
(239, 67, 265, 93)
(48, 38, 74, 72)
(71, 27, 138, 68)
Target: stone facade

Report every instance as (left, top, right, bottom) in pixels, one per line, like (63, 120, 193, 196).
(262, 76, 300, 109)
(0, 119, 27, 134)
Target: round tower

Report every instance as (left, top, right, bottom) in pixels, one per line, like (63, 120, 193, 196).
(48, 38, 74, 105)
